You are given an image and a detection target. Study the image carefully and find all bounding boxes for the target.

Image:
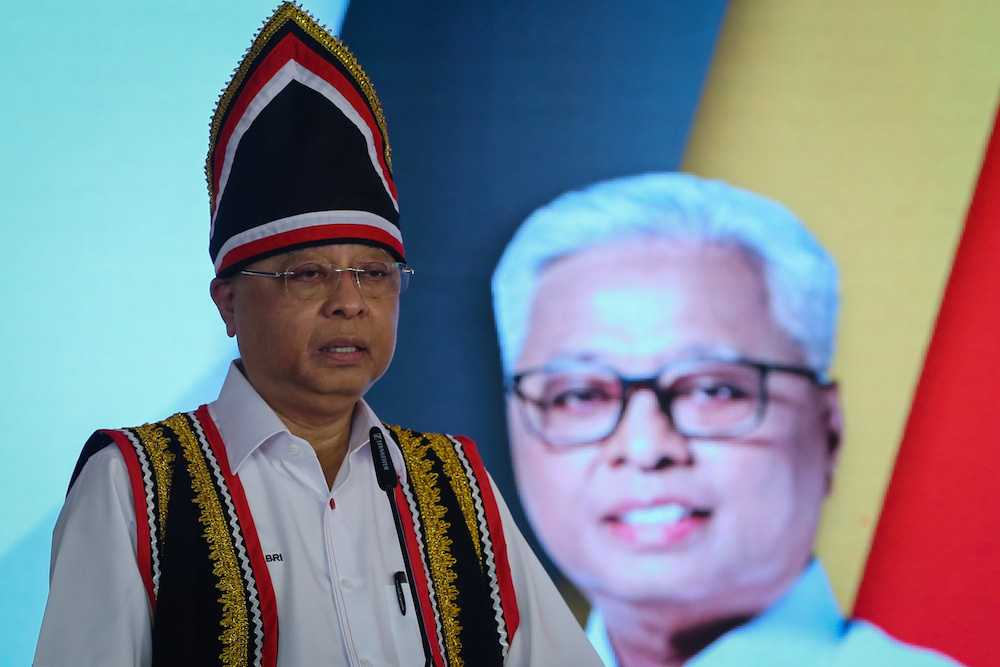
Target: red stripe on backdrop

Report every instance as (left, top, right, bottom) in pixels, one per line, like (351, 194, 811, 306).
(853, 101, 1000, 666)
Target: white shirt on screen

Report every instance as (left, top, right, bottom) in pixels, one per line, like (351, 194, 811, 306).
(585, 559, 961, 667)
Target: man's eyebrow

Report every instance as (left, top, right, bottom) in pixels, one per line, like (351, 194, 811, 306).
(542, 345, 742, 367)
(275, 248, 308, 262)
(672, 344, 742, 361)
(542, 353, 600, 366)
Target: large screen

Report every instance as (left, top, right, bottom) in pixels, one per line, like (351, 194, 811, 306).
(3, 2, 997, 664)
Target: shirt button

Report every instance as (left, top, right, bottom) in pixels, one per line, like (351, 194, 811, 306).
(360, 659, 372, 667)
(271, 459, 281, 469)
(289, 444, 299, 455)
(341, 578, 354, 590)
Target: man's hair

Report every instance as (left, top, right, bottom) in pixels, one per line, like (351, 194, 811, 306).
(491, 172, 840, 375)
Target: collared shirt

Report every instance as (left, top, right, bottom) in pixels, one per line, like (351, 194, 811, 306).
(35, 362, 602, 666)
(586, 560, 961, 667)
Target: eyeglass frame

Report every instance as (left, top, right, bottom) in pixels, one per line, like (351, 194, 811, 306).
(239, 261, 414, 299)
(505, 356, 831, 449)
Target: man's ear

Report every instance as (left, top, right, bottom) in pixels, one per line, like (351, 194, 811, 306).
(822, 381, 844, 494)
(210, 277, 237, 338)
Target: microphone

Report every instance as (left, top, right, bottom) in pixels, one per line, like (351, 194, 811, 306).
(369, 427, 397, 491)
(368, 427, 432, 665)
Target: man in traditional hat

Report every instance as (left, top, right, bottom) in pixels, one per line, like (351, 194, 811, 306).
(493, 173, 960, 666)
(34, 4, 601, 666)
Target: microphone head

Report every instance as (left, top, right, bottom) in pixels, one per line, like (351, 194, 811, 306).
(369, 426, 398, 490)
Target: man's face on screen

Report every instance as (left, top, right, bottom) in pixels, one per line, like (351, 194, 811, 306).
(507, 239, 841, 615)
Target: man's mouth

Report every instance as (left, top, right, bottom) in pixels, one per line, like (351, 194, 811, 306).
(321, 345, 362, 353)
(605, 501, 712, 550)
(614, 503, 711, 527)
(620, 504, 686, 526)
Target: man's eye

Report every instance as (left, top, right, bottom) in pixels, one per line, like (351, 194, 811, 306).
(546, 386, 613, 410)
(288, 264, 328, 282)
(358, 262, 391, 280)
(690, 382, 751, 402)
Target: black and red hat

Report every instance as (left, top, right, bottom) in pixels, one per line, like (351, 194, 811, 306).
(207, 2, 401, 275)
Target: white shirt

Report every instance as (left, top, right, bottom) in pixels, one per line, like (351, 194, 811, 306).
(585, 560, 961, 667)
(34, 362, 602, 666)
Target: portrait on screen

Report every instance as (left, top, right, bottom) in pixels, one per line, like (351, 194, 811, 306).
(492, 173, 960, 665)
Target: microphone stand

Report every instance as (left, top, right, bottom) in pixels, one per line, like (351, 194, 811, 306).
(369, 427, 433, 667)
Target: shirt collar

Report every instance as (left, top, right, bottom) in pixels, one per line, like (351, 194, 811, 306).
(585, 608, 620, 667)
(346, 393, 409, 485)
(208, 360, 407, 483)
(688, 559, 844, 665)
(585, 560, 843, 666)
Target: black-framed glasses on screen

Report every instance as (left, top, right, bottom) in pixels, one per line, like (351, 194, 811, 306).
(505, 357, 829, 449)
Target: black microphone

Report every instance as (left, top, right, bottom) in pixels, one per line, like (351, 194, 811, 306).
(369, 427, 397, 491)
(368, 427, 432, 666)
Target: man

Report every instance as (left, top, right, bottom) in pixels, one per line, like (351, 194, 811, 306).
(34, 4, 601, 666)
(492, 172, 960, 666)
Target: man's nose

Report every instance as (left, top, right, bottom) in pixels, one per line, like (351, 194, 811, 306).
(604, 389, 693, 470)
(321, 270, 366, 316)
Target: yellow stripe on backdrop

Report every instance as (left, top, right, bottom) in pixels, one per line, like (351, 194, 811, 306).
(683, 0, 1000, 611)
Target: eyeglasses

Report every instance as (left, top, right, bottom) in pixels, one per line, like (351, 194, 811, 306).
(506, 357, 829, 449)
(240, 261, 413, 299)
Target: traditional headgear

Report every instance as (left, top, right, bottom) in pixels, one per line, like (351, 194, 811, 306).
(207, 2, 401, 275)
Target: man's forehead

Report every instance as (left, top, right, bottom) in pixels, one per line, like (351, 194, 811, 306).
(519, 238, 807, 369)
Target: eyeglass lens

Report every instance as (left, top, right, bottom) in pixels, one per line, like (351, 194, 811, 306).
(282, 262, 410, 299)
(515, 361, 766, 448)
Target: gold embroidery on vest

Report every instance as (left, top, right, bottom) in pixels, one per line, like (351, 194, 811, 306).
(432, 436, 483, 564)
(166, 413, 249, 667)
(393, 427, 465, 667)
(134, 422, 175, 540)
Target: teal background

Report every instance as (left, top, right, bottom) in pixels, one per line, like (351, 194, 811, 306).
(0, 2, 348, 662)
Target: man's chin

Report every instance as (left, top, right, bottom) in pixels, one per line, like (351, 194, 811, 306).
(580, 559, 733, 608)
(303, 366, 382, 397)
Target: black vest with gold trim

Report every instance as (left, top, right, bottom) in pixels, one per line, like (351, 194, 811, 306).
(71, 406, 519, 667)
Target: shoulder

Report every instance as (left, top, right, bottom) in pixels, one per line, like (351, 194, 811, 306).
(382, 423, 514, 519)
(383, 424, 486, 462)
(383, 424, 477, 447)
(56, 432, 138, 542)
(68, 435, 129, 489)
(69, 411, 195, 491)
(835, 619, 963, 666)
(68, 428, 128, 491)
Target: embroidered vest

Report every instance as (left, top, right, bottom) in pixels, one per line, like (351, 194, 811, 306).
(72, 406, 518, 667)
